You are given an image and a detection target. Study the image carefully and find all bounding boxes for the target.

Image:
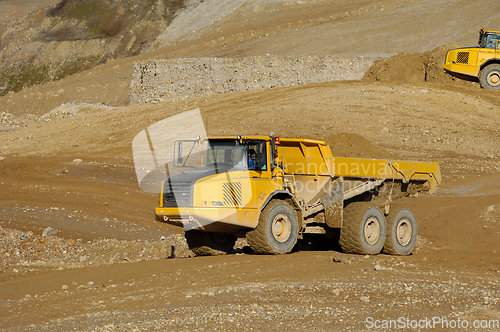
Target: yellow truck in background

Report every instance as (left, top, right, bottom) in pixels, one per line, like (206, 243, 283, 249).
(444, 28, 500, 89)
(155, 136, 441, 256)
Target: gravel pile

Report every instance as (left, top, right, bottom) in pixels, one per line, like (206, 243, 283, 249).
(0, 103, 116, 131)
(0, 112, 48, 131)
(1, 225, 251, 274)
(0, 227, 194, 273)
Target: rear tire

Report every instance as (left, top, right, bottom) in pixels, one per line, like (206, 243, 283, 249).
(246, 200, 299, 254)
(340, 203, 386, 255)
(479, 64, 500, 90)
(185, 231, 236, 256)
(383, 207, 417, 255)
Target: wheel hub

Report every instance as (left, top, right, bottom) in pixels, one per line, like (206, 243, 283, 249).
(396, 218, 412, 246)
(271, 213, 291, 243)
(364, 217, 380, 245)
(487, 71, 500, 87)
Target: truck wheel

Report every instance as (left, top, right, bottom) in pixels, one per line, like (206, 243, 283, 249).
(479, 64, 500, 90)
(383, 208, 418, 255)
(185, 231, 236, 256)
(246, 200, 299, 254)
(340, 203, 386, 255)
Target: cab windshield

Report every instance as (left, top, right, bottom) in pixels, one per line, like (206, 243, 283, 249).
(206, 139, 267, 171)
(207, 140, 247, 168)
(480, 32, 500, 49)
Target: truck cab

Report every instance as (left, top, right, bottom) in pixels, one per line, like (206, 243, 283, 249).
(156, 136, 283, 232)
(479, 28, 500, 49)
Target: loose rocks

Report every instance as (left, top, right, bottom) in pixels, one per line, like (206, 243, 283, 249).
(0, 227, 194, 270)
(41, 227, 58, 238)
(130, 56, 376, 104)
(332, 252, 344, 263)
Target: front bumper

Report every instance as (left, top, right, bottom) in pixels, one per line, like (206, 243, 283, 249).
(443, 63, 479, 77)
(155, 206, 259, 232)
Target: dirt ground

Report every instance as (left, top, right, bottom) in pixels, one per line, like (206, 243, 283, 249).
(1, 0, 500, 331)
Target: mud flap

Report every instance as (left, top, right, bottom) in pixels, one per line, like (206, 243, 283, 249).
(320, 178, 344, 228)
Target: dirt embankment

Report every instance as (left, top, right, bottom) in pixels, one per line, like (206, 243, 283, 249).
(363, 43, 479, 87)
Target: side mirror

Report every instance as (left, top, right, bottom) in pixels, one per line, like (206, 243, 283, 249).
(174, 140, 185, 166)
(175, 141, 183, 165)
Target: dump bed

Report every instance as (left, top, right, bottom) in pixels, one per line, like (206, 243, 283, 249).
(276, 138, 441, 205)
(333, 157, 441, 193)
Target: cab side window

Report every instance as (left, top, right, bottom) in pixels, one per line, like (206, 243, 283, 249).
(487, 35, 500, 49)
(247, 141, 267, 171)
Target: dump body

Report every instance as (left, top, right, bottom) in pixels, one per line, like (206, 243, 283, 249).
(155, 136, 441, 236)
(275, 138, 440, 232)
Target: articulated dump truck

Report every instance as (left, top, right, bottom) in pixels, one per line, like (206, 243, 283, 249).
(155, 136, 441, 256)
(444, 28, 500, 89)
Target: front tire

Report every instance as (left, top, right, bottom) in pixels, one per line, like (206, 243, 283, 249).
(383, 207, 418, 255)
(185, 231, 236, 256)
(479, 64, 500, 90)
(340, 203, 386, 255)
(246, 200, 299, 254)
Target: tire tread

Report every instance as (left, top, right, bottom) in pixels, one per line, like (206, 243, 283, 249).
(382, 206, 417, 256)
(479, 64, 500, 90)
(185, 231, 236, 256)
(340, 202, 386, 255)
(339, 202, 370, 254)
(246, 199, 298, 255)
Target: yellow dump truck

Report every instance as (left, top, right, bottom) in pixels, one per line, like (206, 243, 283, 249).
(155, 136, 441, 256)
(444, 28, 500, 89)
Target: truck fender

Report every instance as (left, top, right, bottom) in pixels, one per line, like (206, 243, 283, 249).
(480, 59, 500, 72)
(260, 190, 301, 211)
(260, 190, 303, 236)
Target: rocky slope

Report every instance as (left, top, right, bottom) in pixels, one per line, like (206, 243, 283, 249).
(0, 0, 188, 95)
